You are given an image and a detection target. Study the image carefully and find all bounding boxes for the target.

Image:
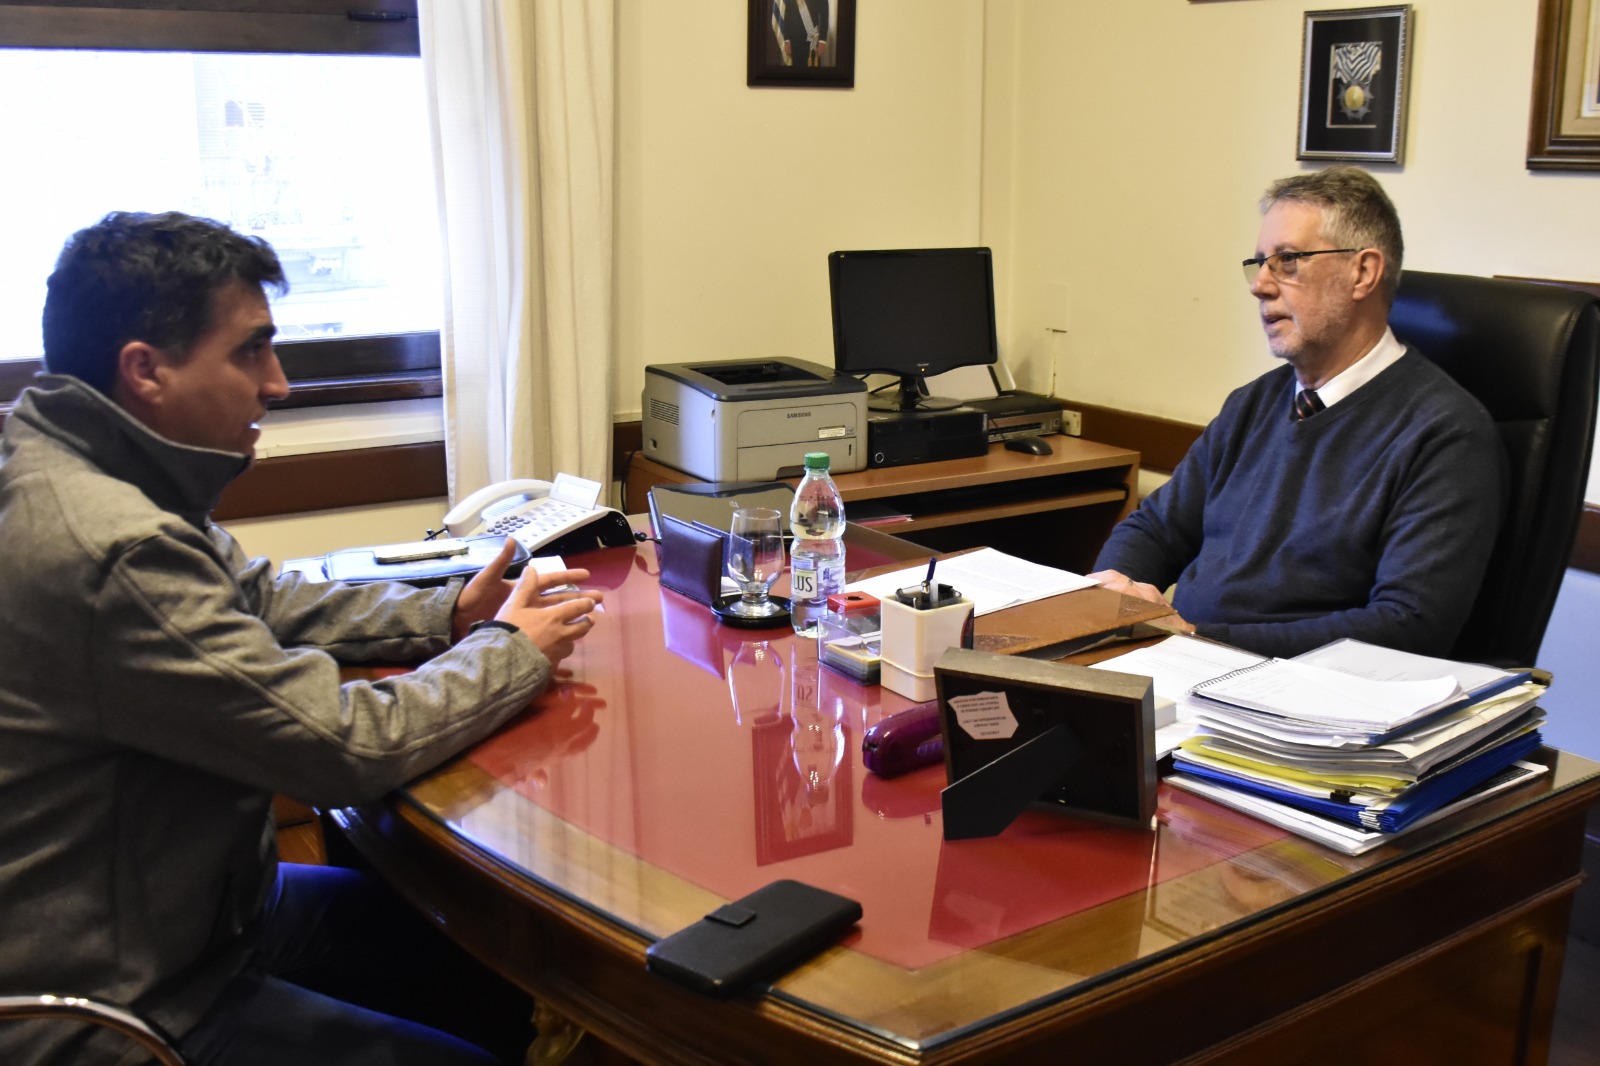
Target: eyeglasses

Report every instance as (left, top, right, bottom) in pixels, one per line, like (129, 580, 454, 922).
(1241, 248, 1358, 284)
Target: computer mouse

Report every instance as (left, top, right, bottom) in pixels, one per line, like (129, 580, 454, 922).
(1004, 435, 1053, 456)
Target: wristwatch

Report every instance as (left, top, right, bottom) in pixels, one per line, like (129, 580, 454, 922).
(468, 619, 521, 636)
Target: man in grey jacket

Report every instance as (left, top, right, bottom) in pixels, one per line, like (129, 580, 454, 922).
(0, 212, 601, 1064)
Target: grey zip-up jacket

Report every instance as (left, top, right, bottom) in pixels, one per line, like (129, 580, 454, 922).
(0, 376, 550, 1064)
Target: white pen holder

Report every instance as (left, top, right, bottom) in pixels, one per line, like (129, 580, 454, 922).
(879, 590, 974, 702)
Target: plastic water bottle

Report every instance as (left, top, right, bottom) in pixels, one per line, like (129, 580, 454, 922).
(790, 452, 846, 636)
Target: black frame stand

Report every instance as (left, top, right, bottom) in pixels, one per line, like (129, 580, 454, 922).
(939, 725, 1083, 840)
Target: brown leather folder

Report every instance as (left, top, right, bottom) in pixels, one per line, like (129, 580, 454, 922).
(972, 585, 1175, 658)
(850, 549, 1176, 660)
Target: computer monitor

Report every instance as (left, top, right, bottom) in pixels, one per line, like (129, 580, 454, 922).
(828, 247, 999, 412)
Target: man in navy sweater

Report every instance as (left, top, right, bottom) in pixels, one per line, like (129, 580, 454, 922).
(1090, 167, 1505, 658)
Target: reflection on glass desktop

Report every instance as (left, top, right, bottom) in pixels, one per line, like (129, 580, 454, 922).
(828, 246, 999, 412)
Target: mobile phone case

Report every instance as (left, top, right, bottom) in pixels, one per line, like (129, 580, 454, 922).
(645, 879, 862, 997)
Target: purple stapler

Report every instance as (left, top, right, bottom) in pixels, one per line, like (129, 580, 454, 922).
(862, 704, 944, 778)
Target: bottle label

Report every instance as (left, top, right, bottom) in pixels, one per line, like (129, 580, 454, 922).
(792, 566, 818, 600)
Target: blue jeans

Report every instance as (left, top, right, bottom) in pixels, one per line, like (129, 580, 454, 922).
(180, 863, 534, 1066)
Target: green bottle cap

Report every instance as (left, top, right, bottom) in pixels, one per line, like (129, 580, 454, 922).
(803, 452, 830, 470)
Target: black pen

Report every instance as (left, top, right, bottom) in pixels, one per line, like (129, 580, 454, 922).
(922, 556, 937, 605)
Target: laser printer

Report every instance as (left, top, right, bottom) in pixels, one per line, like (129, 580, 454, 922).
(642, 358, 868, 481)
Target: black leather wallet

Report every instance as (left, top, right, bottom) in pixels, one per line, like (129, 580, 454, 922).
(657, 513, 726, 606)
(645, 880, 862, 997)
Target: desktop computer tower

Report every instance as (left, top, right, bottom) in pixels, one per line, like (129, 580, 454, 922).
(866, 407, 988, 468)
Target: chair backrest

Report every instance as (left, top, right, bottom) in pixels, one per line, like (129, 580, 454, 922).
(0, 994, 188, 1066)
(1389, 270, 1600, 667)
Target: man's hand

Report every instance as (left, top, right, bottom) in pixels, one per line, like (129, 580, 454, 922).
(1088, 569, 1168, 605)
(1088, 569, 1196, 634)
(451, 538, 521, 642)
(493, 565, 602, 667)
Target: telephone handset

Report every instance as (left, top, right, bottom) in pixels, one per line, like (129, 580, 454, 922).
(442, 472, 635, 556)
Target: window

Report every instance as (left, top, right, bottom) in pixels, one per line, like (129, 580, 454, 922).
(0, 1, 441, 413)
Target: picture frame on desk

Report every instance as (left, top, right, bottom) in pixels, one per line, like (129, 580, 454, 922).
(1296, 5, 1413, 164)
(934, 648, 1157, 841)
(747, 0, 856, 88)
(1528, 0, 1600, 169)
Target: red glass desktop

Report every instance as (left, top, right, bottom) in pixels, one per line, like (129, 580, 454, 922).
(341, 534, 1600, 1063)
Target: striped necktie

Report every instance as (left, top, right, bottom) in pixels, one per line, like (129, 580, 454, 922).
(1293, 388, 1325, 422)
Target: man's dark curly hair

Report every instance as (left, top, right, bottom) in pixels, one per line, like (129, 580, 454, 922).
(42, 211, 288, 394)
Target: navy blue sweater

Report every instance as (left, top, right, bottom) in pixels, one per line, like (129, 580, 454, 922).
(1093, 350, 1506, 658)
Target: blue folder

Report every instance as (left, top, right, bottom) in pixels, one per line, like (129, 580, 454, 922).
(1171, 730, 1542, 835)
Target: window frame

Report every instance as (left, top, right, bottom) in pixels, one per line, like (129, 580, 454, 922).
(0, 0, 441, 417)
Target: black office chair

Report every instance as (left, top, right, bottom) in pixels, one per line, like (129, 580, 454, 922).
(0, 994, 188, 1065)
(1389, 270, 1600, 667)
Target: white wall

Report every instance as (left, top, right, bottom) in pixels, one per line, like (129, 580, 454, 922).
(611, 0, 988, 420)
(982, 0, 1600, 760)
(225, 1, 1600, 764)
(245, 0, 1600, 569)
(983, 0, 1600, 500)
(239, 0, 987, 564)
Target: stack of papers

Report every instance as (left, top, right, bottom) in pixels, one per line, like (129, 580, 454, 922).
(1190, 659, 1462, 740)
(1170, 760, 1549, 855)
(1182, 683, 1544, 793)
(1188, 638, 1529, 744)
(844, 548, 1096, 617)
(1095, 635, 1547, 853)
(1089, 637, 1264, 752)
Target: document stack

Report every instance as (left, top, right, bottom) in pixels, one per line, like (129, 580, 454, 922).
(1165, 639, 1548, 855)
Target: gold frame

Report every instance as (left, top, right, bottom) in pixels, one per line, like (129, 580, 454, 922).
(1529, 0, 1600, 169)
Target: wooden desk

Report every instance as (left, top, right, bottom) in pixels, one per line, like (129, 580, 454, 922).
(335, 536, 1600, 1064)
(626, 437, 1140, 574)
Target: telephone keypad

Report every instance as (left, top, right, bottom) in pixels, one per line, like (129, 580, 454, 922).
(488, 498, 589, 540)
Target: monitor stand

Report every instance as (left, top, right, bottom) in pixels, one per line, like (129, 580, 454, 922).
(867, 373, 967, 413)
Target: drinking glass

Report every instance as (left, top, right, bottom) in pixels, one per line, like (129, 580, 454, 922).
(725, 507, 785, 618)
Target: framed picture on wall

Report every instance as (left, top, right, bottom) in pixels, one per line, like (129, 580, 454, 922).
(1297, 5, 1413, 164)
(1528, 0, 1600, 169)
(747, 0, 856, 88)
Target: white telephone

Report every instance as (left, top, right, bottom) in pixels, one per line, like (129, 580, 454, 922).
(442, 472, 635, 555)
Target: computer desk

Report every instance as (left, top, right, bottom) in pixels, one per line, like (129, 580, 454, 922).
(332, 528, 1600, 1064)
(625, 436, 1140, 575)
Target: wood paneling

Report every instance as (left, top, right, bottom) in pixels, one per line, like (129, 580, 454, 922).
(214, 442, 446, 520)
(1058, 400, 1202, 474)
(612, 420, 643, 499)
(273, 794, 326, 865)
(1573, 504, 1600, 575)
(0, 1, 420, 55)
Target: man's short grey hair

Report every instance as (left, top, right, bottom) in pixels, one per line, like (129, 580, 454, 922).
(1262, 166, 1404, 306)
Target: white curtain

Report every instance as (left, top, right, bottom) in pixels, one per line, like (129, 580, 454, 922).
(420, 0, 615, 500)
